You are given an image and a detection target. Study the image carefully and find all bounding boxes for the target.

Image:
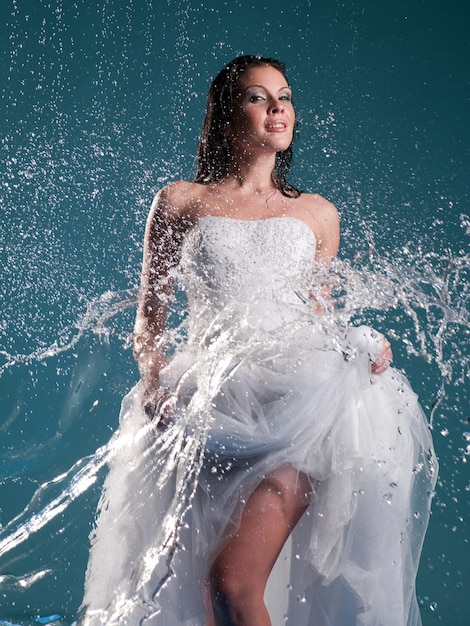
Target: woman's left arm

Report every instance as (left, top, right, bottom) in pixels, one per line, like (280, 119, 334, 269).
(313, 196, 392, 375)
(313, 197, 340, 267)
(308, 195, 340, 310)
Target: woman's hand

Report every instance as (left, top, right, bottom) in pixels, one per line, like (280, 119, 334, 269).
(135, 349, 173, 428)
(143, 385, 173, 429)
(370, 337, 393, 375)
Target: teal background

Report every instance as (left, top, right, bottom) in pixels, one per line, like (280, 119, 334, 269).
(0, 1, 468, 623)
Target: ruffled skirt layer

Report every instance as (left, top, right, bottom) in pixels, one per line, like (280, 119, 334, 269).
(80, 322, 437, 626)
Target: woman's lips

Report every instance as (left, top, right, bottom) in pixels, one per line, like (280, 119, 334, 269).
(265, 120, 287, 131)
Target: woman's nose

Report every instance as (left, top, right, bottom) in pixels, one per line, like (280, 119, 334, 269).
(268, 100, 284, 114)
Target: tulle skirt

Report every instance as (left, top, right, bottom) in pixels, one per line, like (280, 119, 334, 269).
(80, 321, 437, 626)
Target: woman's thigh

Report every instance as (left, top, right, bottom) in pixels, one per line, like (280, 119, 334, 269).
(209, 466, 313, 593)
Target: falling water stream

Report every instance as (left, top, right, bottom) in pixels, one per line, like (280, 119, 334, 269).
(1, 1, 468, 624)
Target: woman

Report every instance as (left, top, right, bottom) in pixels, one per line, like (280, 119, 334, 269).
(80, 56, 437, 626)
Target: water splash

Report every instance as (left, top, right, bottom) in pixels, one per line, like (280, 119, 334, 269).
(0, 290, 137, 378)
(0, 239, 467, 623)
(1, 1, 468, 623)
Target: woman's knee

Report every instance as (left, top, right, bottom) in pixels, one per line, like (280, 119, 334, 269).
(261, 466, 313, 512)
(209, 558, 250, 597)
(208, 562, 262, 616)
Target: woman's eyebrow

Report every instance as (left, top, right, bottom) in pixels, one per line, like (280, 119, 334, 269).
(244, 84, 292, 91)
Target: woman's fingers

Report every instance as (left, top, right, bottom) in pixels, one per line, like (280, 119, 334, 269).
(144, 386, 173, 428)
(371, 338, 393, 375)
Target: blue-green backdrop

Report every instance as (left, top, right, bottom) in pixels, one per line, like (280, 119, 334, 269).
(0, 1, 468, 623)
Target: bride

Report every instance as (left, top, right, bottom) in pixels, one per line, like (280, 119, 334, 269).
(80, 55, 437, 626)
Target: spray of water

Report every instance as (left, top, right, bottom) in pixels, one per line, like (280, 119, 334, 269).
(1, 1, 468, 623)
(0, 241, 467, 623)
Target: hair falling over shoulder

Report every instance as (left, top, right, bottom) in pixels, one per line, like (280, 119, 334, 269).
(194, 55, 301, 198)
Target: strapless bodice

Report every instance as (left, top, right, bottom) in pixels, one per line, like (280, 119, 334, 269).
(179, 216, 317, 315)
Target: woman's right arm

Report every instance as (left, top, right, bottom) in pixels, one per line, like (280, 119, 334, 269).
(133, 185, 186, 402)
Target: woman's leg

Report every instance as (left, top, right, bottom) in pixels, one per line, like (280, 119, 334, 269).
(207, 466, 312, 626)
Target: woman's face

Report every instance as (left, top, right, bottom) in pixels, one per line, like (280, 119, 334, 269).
(227, 65, 295, 156)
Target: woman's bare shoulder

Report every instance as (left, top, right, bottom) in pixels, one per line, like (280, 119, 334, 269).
(300, 191, 337, 212)
(297, 192, 339, 226)
(150, 180, 201, 221)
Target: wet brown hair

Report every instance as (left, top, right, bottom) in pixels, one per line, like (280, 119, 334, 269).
(194, 55, 301, 198)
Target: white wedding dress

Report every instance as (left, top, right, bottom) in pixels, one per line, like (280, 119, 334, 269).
(80, 216, 437, 626)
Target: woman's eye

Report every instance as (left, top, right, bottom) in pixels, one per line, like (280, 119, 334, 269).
(248, 94, 264, 102)
(279, 94, 292, 101)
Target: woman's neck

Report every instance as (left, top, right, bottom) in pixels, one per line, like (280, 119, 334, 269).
(224, 151, 277, 194)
